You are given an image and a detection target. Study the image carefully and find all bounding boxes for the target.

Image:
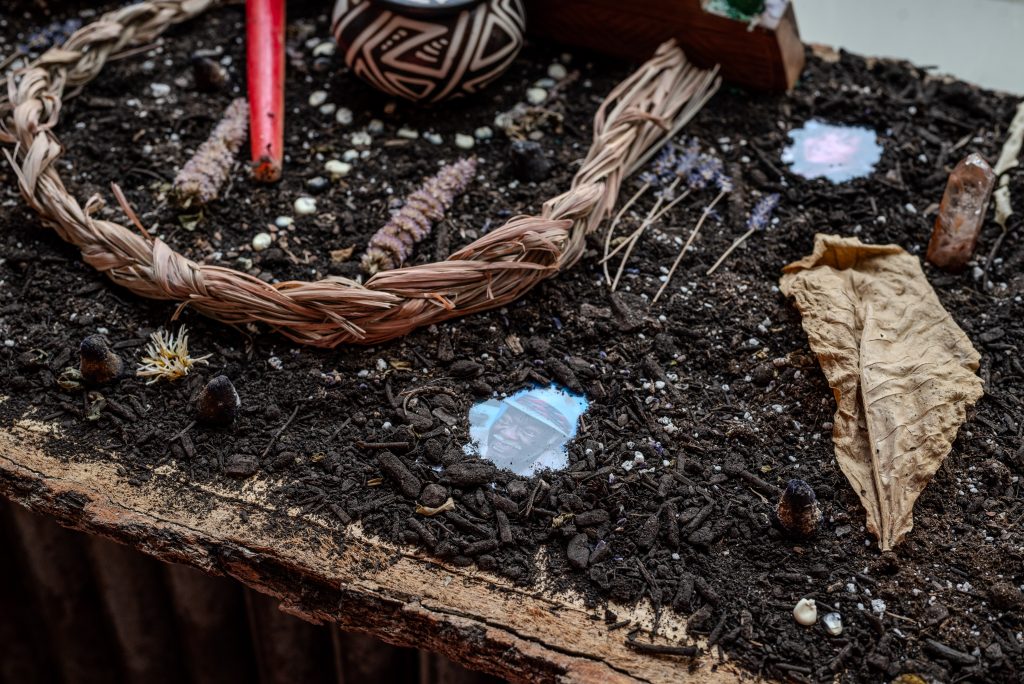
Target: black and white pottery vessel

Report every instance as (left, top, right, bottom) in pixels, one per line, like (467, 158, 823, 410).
(332, 0, 526, 103)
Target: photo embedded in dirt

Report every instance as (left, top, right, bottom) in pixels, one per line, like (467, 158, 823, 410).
(0, 2, 1022, 684)
(467, 385, 589, 475)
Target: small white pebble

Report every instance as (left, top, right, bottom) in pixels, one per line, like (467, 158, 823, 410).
(474, 126, 493, 140)
(454, 133, 475, 150)
(324, 159, 352, 178)
(526, 87, 547, 105)
(424, 132, 443, 145)
(294, 196, 317, 215)
(274, 216, 293, 229)
(319, 102, 336, 116)
(547, 63, 567, 80)
(251, 232, 272, 251)
(793, 598, 817, 626)
(312, 41, 335, 57)
(350, 131, 372, 146)
(150, 82, 171, 98)
(870, 598, 886, 615)
(342, 149, 360, 162)
(396, 127, 419, 140)
(335, 107, 353, 125)
(376, 358, 388, 371)
(367, 118, 385, 134)
(308, 90, 328, 107)
(822, 612, 843, 636)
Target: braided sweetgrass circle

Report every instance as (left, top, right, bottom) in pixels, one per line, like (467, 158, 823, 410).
(0, 0, 719, 347)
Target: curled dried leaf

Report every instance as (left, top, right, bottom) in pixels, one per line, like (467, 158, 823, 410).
(780, 234, 983, 551)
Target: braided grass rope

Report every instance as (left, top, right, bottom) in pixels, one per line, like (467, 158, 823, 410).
(0, 0, 720, 348)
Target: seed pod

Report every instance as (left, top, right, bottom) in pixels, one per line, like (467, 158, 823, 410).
(196, 375, 241, 426)
(191, 53, 229, 92)
(775, 478, 821, 537)
(79, 335, 124, 385)
(793, 597, 817, 626)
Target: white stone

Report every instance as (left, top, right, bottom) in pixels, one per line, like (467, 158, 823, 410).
(822, 612, 843, 636)
(454, 133, 475, 150)
(150, 82, 171, 98)
(547, 63, 568, 80)
(474, 126, 493, 140)
(397, 127, 419, 140)
(319, 103, 336, 116)
(294, 197, 317, 215)
(325, 159, 352, 178)
(526, 87, 547, 105)
(274, 216, 294, 229)
(793, 598, 817, 626)
(424, 132, 443, 145)
(251, 232, 272, 251)
(350, 131, 372, 146)
(342, 149, 360, 162)
(870, 598, 886, 615)
(368, 119, 385, 134)
(308, 90, 328, 107)
(335, 107, 353, 126)
(312, 41, 335, 57)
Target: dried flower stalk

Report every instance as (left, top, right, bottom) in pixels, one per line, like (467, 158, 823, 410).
(137, 325, 211, 384)
(361, 158, 477, 275)
(172, 97, 248, 206)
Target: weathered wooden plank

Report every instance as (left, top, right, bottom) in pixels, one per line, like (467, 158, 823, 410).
(0, 420, 750, 683)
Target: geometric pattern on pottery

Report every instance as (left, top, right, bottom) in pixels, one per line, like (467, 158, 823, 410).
(333, 0, 526, 102)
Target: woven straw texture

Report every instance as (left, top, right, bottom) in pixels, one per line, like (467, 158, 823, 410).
(0, 0, 719, 347)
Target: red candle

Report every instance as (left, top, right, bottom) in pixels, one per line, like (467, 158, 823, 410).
(246, 0, 285, 182)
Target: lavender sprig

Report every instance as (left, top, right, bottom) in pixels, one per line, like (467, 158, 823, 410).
(362, 158, 477, 275)
(705, 192, 783, 276)
(746, 193, 780, 231)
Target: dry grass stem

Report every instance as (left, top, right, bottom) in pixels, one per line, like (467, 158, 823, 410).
(0, 0, 719, 347)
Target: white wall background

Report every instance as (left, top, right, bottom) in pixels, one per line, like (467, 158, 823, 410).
(795, 0, 1024, 94)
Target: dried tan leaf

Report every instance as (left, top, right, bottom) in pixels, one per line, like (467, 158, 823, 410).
(780, 234, 983, 551)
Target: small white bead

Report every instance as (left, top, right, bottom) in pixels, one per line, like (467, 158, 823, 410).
(547, 63, 567, 80)
(312, 41, 335, 57)
(324, 159, 352, 178)
(294, 197, 317, 215)
(335, 107, 353, 126)
(251, 232, 272, 251)
(526, 87, 547, 105)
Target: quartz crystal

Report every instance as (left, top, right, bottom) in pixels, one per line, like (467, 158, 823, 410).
(927, 153, 996, 272)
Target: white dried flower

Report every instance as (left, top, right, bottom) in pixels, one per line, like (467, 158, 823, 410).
(136, 325, 212, 384)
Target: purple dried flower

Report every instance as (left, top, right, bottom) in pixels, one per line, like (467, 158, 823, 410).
(747, 193, 780, 231)
(362, 158, 477, 274)
(651, 146, 678, 179)
(687, 153, 723, 191)
(673, 138, 701, 178)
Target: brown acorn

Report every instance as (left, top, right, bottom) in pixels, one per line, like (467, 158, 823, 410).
(196, 375, 241, 427)
(775, 479, 821, 537)
(79, 335, 124, 385)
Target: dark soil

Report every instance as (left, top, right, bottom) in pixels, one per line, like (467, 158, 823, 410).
(2, 4, 1023, 683)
